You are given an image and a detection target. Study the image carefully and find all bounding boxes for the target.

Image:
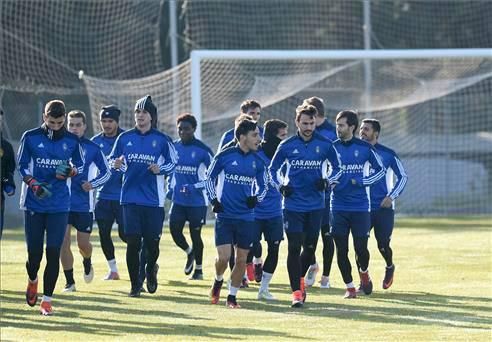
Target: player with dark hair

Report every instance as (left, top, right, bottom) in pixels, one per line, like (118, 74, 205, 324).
(331, 110, 385, 299)
(269, 104, 342, 307)
(207, 119, 268, 308)
(359, 118, 407, 289)
(0, 107, 16, 239)
(303, 96, 337, 288)
(168, 113, 213, 280)
(110, 95, 177, 297)
(60, 110, 111, 292)
(255, 119, 288, 300)
(18, 100, 84, 315)
(91, 105, 127, 280)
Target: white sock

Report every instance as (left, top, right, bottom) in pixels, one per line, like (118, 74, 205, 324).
(185, 246, 192, 255)
(346, 282, 355, 289)
(108, 259, 118, 273)
(195, 265, 202, 270)
(259, 272, 273, 292)
(215, 274, 224, 282)
(253, 257, 262, 265)
(229, 286, 239, 296)
(42, 295, 52, 302)
(359, 268, 368, 273)
(29, 277, 38, 283)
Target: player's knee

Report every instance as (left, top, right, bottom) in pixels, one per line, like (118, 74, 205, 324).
(45, 247, 61, 262)
(377, 239, 390, 251)
(353, 237, 368, 255)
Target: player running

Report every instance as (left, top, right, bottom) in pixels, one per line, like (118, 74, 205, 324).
(303, 97, 337, 289)
(167, 113, 213, 280)
(60, 110, 111, 292)
(269, 104, 342, 308)
(18, 100, 84, 315)
(110, 95, 177, 297)
(207, 119, 268, 308)
(255, 119, 288, 300)
(359, 118, 407, 289)
(330, 110, 385, 299)
(91, 105, 127, 280)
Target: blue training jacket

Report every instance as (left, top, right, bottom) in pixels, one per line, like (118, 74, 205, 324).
(70, 137, 111, 212)
(168, 137, 214, 207)
(316, 119, 337, 141)
(18, 127, 85, 213)
(330, 137, 385, 212)
(370, 143, 408, 210)
(255, 148, 282, 220)
(269, 131, 342, 212)
(91, 129, 124, 201)
(206, 146, 268, 221)
(109, 127, 177, 208)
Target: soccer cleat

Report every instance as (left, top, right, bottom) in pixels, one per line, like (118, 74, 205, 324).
(103, 271, 120, 280)
(189, 270, 203, 280)
(146, 264, 159, 294)
(25, 278, 38, 307)
(300, 277, 307, 303)
(257, 289, 276, 301)
(246, 263, 254, 282)
(254, 263, 263, 283)
(83, 261, 94, 283)
(305, 263, 319, 287)
(226, 295, 241, 309)
(184, 251, 195, 275)
(383, 264, 395, 289)
(291, 290, 304, 308)
(319, 276, 331, 289)
(209, 279, 223, 304)
(62, 283, 76, 293)
(129, 287, 141, 297)
(241, 276, 249, 288)
(39, 300, 53, 316)
(359, 270, 373, 295)
(344, 287, 357, 299)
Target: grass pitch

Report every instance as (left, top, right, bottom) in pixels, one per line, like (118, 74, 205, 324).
(1, 216, 491, 341)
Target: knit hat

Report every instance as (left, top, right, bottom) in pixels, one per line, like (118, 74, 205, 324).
(99, 105, 121, 123)
(135, 95, 157, 128)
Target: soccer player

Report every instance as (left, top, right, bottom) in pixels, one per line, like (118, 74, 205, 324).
(1, 107, 16, 239)
(255, 119, 288, 300)
(60, 110, 111, 292)
(91, 105, 127, 280)
(207, 119, 268, 308)
(110, 95, 177, 297)
(303, 96, 337, 289)
(359, 118, 407, 289)
(217, 100, 263, 152)
(330, 110, 385, 299)
(168, 113, 213, 280)
(18, 100, 84, 315)
(269, 104, 342, 308)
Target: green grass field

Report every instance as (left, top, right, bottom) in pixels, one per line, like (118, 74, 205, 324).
(1, 217, 491, 341)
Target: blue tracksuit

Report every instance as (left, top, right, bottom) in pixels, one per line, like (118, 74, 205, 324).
(370, 143, 408, 210)
(109, 128, 177, 207)
(217, 126, 264, 153)
(91, 129, 124, 201)
(205, 146, 268, 221)
(168, 137, 214, 207)
(18, 127, 84, 213)
(316, 119, 337, 141)
(70, 137, 111, 212)
(330, 137, 385, 212)
(269, 132, 342, 212)
(255, 148, 282, 220)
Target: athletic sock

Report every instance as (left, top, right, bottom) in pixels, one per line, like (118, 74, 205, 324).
(64, 269, 75, 285)
(195, 264, 203, 271)
(108, 259, 118, 273)
(83, 257, 92, 275)
(42, 295, 52, 302)
(253, 257, 262, 265)
(346, 282, 355, 289)
(229, 286, 239, 296)
(215, 274, 224, 282)
(259, 272, 273, 292)
(185, 246, 193, 255)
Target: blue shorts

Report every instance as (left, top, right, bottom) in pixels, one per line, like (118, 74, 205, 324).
(371, 208, 394, 243)
(254, 216, 284, 243)
(283, 209, 323, 240)
(169, 203, 207, 228)
(68, 211, 94, 233)
(95, 199, 123, 224)
(330, 210, 371, 238)
(321, 196, 331, 227)
(215, 217, 254, 250)
(122, 204, 165, 240)
(24, 211, 68, 251)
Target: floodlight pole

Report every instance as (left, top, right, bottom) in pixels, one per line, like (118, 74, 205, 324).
(363, 0, 372, 116)
(169, 0, 179, 133)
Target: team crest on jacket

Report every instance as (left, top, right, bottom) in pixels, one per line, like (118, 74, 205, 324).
(191, 151, 196, 159)
(152, 140, 157, 148)
(316, 145, 320, 154)
(354, 149, 359, 157)
(62, 143, 68, 151)
(252, 160, 256, 169)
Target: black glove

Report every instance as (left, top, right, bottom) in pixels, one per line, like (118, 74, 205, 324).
(246, 196, 258, 209)
(314, 178, 328, 191)
(279, 185, 294, 197)
(211, 198, 224, 213)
